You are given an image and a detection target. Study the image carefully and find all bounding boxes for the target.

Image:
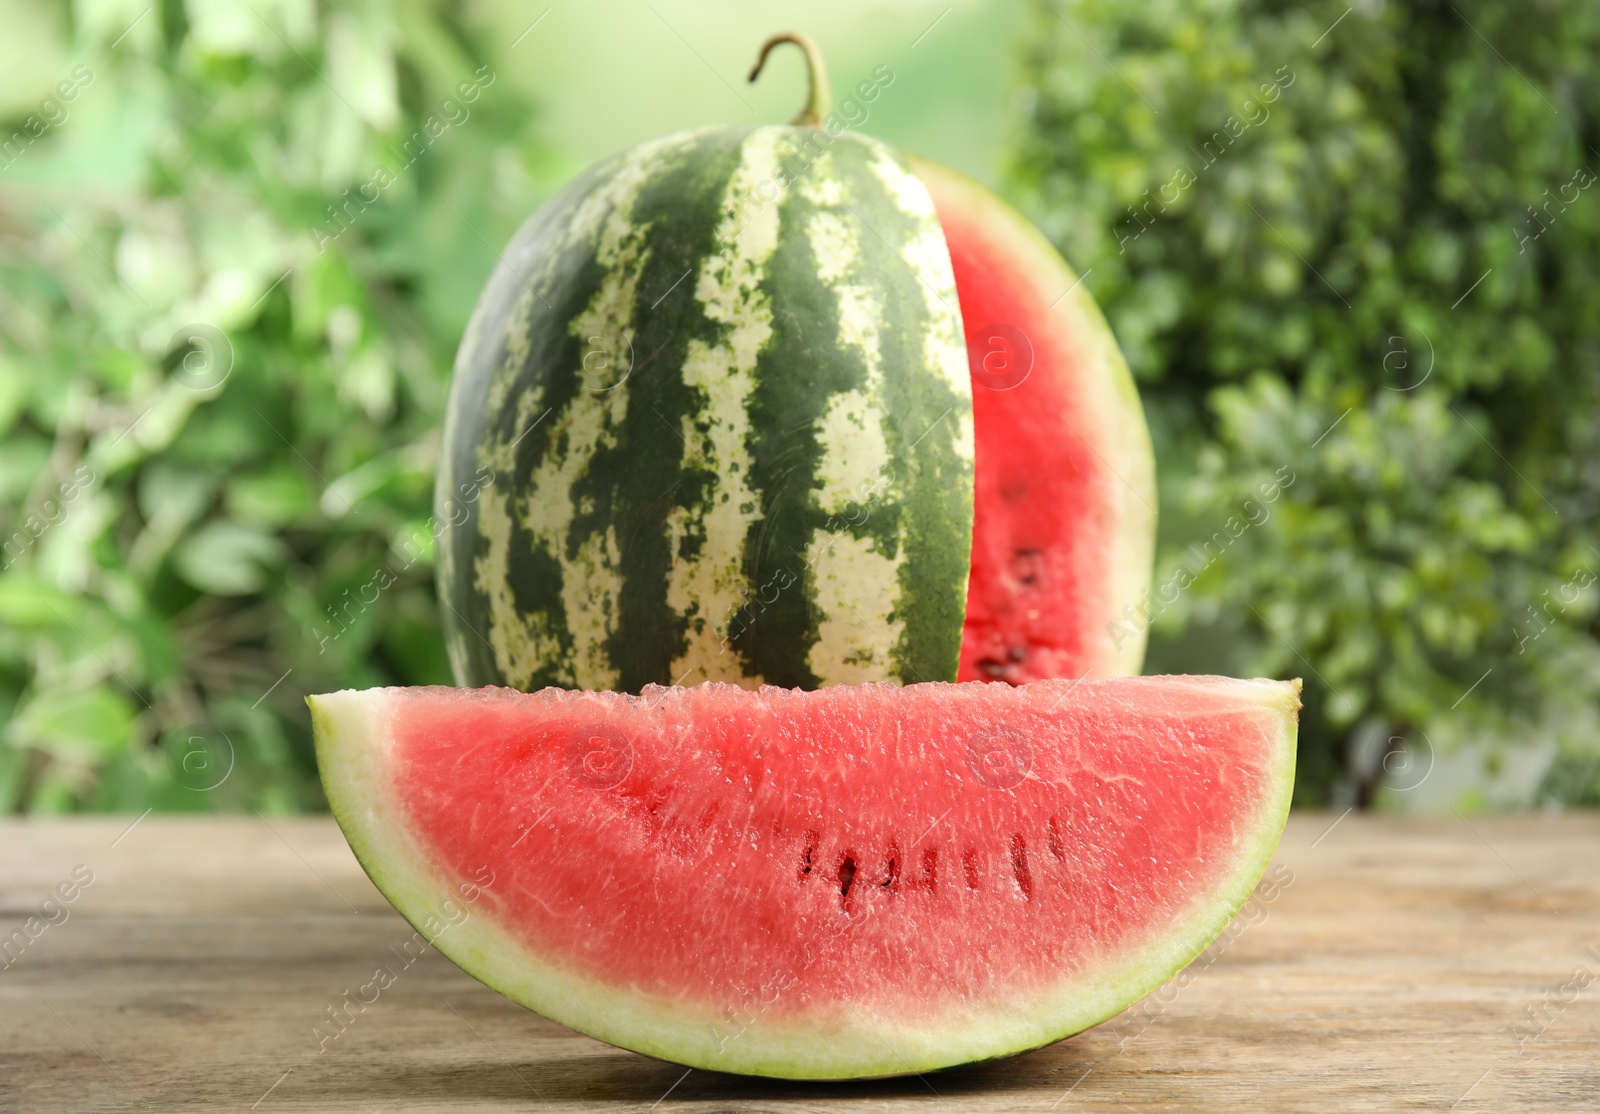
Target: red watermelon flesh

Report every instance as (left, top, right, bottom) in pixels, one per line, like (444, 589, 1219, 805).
(311, 675, 1297, 1079)
(913, 159, 1157, 685)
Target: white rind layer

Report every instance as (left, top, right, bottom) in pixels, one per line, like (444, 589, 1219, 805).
(310, 678, 1297, 1079)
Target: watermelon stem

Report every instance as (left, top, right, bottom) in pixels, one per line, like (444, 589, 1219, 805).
(748, 32, 830, 126)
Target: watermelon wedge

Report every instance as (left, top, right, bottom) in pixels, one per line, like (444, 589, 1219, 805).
(913, 158, 1157, 685)
(311, 676, 1297, 1079)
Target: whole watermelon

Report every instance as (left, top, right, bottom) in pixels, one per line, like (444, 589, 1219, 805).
(438, 34, 1154, 694)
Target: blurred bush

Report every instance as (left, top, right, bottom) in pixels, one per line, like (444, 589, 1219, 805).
(7, 0, 1597, 813)
(1013, 0, 1600, 806)
(0, 0, 552, 811)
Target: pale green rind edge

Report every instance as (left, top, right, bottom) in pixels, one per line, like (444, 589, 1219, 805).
(310, 678, 1297, 1079)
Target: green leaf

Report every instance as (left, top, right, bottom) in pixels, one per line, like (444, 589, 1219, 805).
(11, 688, 137, 764)
(226, 467, 313, 527)
(0, 434, 50, 503)
(0, 577, 85, 626)
(0, 358, 27, 438)
(137, 461, 217, 528)
(172, 522, 287, 595)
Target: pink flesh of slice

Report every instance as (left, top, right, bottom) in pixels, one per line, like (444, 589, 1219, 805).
(392, 677, 1286, 1017)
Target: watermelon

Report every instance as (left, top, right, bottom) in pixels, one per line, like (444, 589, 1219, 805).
(310, 675, 1298, 1079)
(435, 35, 1153, 694)
(436, 122, 974, 694)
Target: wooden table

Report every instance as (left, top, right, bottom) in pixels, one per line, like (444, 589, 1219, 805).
(2, 813, 1596, 1112)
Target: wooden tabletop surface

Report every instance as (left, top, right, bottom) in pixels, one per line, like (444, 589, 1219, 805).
(1, 812, 1596, 1112)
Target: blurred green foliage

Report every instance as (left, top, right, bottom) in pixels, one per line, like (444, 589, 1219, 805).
(0, 0, 552, 811)
(1014, 0, 1600, 806)
(5, 0, 1597, 813)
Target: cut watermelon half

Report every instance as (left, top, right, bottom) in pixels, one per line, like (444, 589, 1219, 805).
(913, 158, 1157, 686)
(311, 676, 1297, 1079)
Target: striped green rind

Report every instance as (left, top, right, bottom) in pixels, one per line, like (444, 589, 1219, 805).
(438, 125, 973, 692)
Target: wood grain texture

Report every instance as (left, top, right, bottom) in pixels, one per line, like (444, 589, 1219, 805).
(0, 813, 1596, 1112)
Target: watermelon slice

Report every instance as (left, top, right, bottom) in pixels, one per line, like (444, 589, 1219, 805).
(311, 675, 1297, 1079)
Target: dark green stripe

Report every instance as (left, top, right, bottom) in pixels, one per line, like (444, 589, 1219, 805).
(596, 128, 750, 691)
